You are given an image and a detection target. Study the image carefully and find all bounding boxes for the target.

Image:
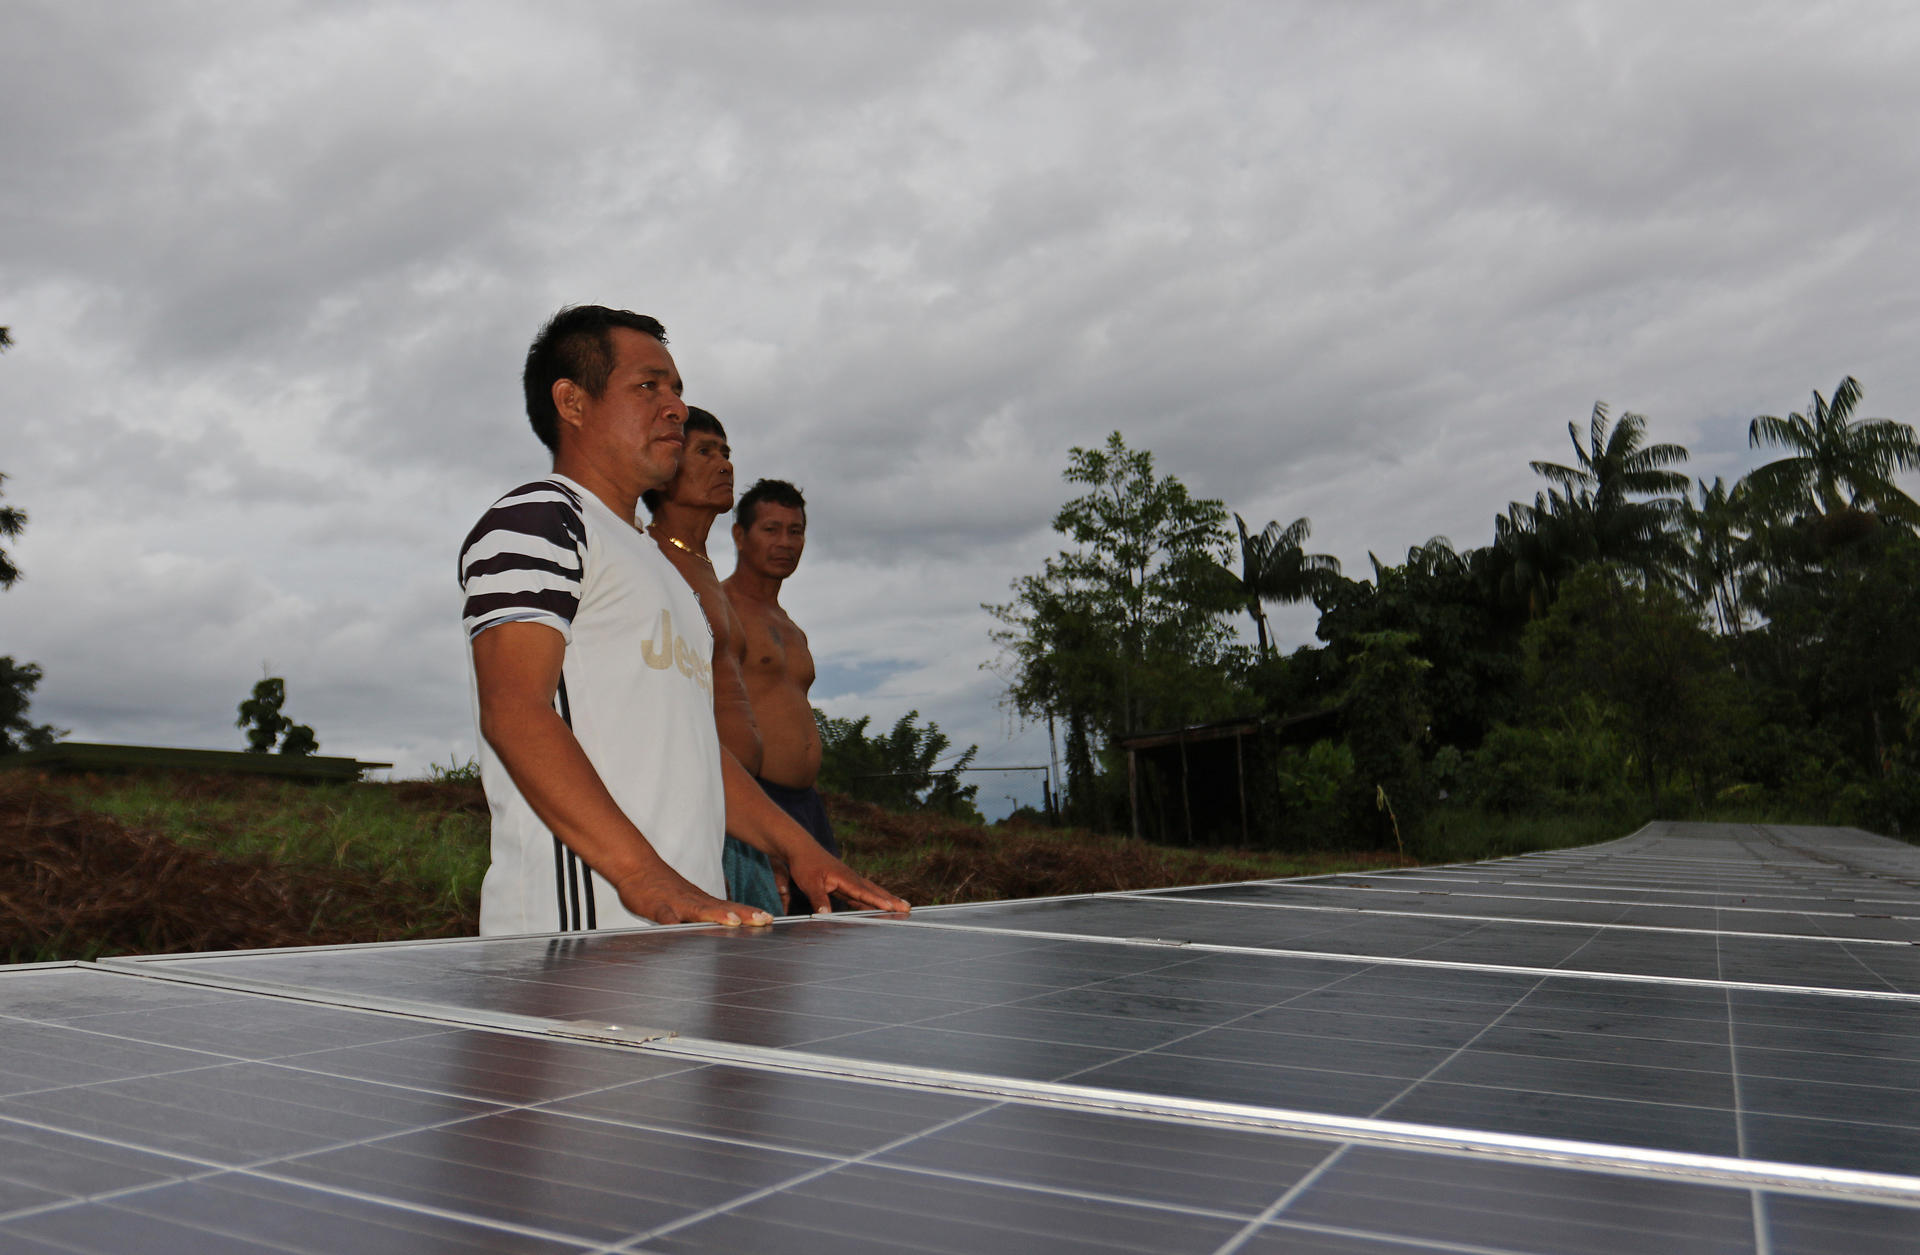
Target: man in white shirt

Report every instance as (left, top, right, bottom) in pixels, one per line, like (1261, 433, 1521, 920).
(458, 305, 907, 934)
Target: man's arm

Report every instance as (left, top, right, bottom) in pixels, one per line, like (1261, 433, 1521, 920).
(717, 749, 909, 915)
(472, 621, 771, 927)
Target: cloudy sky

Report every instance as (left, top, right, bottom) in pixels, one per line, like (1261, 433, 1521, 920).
(6, 1, 1919, 817)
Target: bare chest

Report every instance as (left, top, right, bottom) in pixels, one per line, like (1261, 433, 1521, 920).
(743, 607, 814, 687)
(660, 546, 749, 662)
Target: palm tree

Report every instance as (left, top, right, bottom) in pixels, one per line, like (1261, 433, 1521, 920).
(1679, 477, 1756, 636)
(1399, 535, 1468, 580)
(0, 474, 23, 590)
(1226, 514, 1341, 657)
(0, 328, 19, 590)
(1526, 401, 1689, 585)
(1492, 490, 1590, 616)
(1744, 376, 1920, 544)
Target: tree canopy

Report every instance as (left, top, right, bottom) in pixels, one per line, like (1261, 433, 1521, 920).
(984, 378, 1920, 843)
(0, 331, 62, 755)
(1746, 375, 1920, 529)
(815, 707, 981, 819)
(987, 432, 1244, 821)
(1524, 401, 1690, 585)
(1226, 514, 1340, 658)
(236, 677, 319, 756)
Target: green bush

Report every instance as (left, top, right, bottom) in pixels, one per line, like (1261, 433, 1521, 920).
(1834, 773, 1920, 837)
(427, 755, 481, 784)
(1464, 700, 1635, 814)
(815, 708, 984, 822)
(1339, 630, 1431, 840)
(1268, 738, 1355, 847)
(1276, 739, 1352, 811)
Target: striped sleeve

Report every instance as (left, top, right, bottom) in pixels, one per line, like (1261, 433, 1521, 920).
(459, 480, 588, 641)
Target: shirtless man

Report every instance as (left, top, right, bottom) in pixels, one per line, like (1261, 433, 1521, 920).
(461, 306, 905, 935)
(725, 479, 839, 911)
(641, 407, 781, 915)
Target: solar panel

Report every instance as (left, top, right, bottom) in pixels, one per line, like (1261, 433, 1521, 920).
(3, 821, 1917, 1251)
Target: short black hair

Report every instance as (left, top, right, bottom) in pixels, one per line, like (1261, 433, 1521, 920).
(735, 478, 806, 529)
(641, 407, 726, 516)
(522, 305, 668, 452)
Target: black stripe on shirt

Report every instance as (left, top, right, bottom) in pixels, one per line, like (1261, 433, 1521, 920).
(462, 549, 580, 582)
(530, 478, 583, 510)
(459, 501, 585, 570)
(462, 587, 580, 626)
(555, 675, 584, 931)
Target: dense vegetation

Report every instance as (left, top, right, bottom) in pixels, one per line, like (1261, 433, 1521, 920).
(989, 378, 1920, 844)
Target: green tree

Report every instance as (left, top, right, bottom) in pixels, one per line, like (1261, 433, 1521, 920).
(815, 707, 981, 819)
(0, 346, 61, 751)
(0, 474, 23, 591)
(1046, 432, 1239, 729)
(236, 676, 320, 756)
(1315, 538, 1523, 752)
(1679, 477, 1758, 637)
(0, 657, 64, 754)
(1, 323, 22, 590)
(1338, 630, 1431, 839)
(988, 433, 1243, 822)
(1525, 565, 1748, 803)
(1225, 514, 1341, 658)
(0, 472, 46, 748)
(986, 575, 1106, 823)
(1524, 400, 1690, 586)
(1465, 698, 1632, 814)
(1750, 530, 1920, 779)
(1744, 376, 1920, 540)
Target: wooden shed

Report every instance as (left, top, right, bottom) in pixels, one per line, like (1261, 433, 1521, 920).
(1117, 708, 1339, 847)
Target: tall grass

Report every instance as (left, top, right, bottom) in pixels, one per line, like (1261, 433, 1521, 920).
(50, 773, 490, 931)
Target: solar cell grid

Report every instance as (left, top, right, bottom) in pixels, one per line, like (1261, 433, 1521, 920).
(1148, 883, 1920, 942)
(108, 925, 1920, 1178)
(18, 968, 1886, 1255)
(5, 821, 1920, 1251)
(1268, 875, 1920, 910)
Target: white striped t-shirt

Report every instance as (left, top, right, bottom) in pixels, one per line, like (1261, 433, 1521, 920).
(458, 474, 724, 935)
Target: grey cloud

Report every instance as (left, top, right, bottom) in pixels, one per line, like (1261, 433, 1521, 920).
(10, 1, 1920, 802)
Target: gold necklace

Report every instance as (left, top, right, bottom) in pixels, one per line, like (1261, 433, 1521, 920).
(652, 527, 712, 566)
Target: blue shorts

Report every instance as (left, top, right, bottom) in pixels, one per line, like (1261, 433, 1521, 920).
(721, 836, 782, 916)
(756, 778, 840, 913)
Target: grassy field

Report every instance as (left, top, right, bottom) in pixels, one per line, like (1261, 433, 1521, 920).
(4, 768, 1643, 965)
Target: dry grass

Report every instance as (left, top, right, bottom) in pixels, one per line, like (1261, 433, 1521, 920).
(7, 769, 1412, 963)
(829, 796, 1413, 906)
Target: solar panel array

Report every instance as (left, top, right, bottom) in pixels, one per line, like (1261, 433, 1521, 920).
(3, 820, 1918, 1252)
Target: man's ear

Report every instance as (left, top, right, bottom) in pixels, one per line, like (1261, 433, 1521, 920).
(552, 378, 584, 436)
(731, 521, 745, 545)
